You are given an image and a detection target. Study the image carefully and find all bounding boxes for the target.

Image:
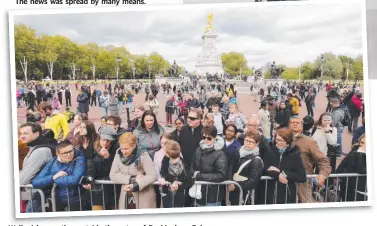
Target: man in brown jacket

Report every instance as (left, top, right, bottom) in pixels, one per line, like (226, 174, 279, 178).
(289, 116, 332, 203)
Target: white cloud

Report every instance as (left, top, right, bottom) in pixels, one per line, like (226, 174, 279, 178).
(14, 2, 363, 71)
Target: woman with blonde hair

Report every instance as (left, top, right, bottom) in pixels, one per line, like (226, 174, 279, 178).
(227, 103, 247, 133)
(110, 132, 157, 209)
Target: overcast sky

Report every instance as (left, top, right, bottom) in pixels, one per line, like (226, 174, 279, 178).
(14, 2, 363, 71)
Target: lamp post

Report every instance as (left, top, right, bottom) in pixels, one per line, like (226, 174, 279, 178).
(346, 58, 350, 81)
(20, 56, 28, 83)
(148, 59, 152, 80)
(116, 54, 121, 81)
(320, 54, 325, 80)
(299, 66, 301, 81)
(130, 58, 135, 80)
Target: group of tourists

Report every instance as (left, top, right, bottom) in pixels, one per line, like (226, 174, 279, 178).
(17, 77, 367, 212)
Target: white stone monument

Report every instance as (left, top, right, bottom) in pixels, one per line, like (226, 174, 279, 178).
(195, 13, 224, 77)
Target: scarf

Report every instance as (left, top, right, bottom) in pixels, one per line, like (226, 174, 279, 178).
(239, 146, 260, 158)
(168, 159, 185, 177)
(118, 146, 146, 167)
(199, 140, 214, 150)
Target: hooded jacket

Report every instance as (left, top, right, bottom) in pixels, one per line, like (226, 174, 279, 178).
(32, 150, 86, 203)
(190, 136, 227, 205)
(20, 136, 53, 185)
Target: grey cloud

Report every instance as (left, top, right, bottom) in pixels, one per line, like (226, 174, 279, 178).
(13, 2, 363, 71)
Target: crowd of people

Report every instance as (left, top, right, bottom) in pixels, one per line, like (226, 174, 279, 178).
(17, 78, 367, 212)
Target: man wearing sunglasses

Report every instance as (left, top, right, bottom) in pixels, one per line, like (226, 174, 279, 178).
(178, 108, 204, 169)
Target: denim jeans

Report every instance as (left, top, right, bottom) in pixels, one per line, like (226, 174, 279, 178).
(102, 107, 108, 117)
(337, 127, 344, 156)
(26, 193, 43, 213)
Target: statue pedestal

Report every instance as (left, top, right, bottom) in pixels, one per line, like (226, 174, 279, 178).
(264, 79, 285, 87)
(195, 31, 224, 77)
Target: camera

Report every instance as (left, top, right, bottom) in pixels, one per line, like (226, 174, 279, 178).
(79, 176, 93, 186)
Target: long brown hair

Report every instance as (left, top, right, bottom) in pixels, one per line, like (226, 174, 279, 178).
(80, 120, 98, 145)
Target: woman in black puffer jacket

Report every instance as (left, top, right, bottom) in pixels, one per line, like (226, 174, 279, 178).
(264, 128, 306, 204)
(336, 134, 367, 202)
(190, 125, 227, 207)
(229, 131, 264, 205)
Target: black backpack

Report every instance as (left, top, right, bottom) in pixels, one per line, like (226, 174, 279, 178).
(341, 108, 351, 126)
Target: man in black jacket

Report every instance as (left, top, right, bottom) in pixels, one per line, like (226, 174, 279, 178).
(178, 108, 204, 169)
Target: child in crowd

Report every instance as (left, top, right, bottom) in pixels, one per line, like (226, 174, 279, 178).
(159, 140, 193, 208)
(212, 104, 225, 136)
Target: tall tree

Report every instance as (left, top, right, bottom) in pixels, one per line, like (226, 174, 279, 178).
(314, 52, 343, 79)
(221, 52, 249, 76)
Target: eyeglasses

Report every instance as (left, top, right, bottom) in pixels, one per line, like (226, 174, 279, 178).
(59, 150, 73, 156)
(276, 138, 286, 143)
(188, 116, 198, 121)
(244, 139, 256, 145)
(202, 136, 213, 141)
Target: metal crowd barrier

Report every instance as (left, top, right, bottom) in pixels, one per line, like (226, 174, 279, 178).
(47, 180, 242, 212)
(248, 173, 367, 205)
(20, 173, 367, 213)
(20, 185, 48, 213)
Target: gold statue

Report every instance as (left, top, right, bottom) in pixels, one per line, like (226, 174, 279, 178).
(205, 13, 213, 33)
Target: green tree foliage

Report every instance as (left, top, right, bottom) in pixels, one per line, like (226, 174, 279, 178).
(221, 52, 252, 76)
(313, 52, 343, 79)
(351, 55, 363, 81)
(300, 62, 316, 80)
(281, 67, 299, 80)
(14, 24, 173, 80)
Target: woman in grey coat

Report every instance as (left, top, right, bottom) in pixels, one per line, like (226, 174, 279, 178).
(108, 92, 119, 117)
(133, 110, 164, 161)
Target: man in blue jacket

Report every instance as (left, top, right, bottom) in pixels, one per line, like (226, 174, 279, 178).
(31, 140, 87, 212)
